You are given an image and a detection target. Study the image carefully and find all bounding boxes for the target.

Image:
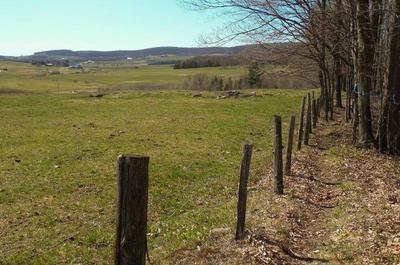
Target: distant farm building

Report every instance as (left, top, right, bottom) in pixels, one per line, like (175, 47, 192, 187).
(69, 63, 83, 69)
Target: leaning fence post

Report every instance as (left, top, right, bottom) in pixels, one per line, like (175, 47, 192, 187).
(285, 116, 296, 176)
(297, 96, 306, 151)
(235, 144, 253, 240)
(115, 155, 149, 265)
(274, 116, 284, 194)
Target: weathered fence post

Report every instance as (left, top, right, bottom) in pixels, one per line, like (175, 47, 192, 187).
(304, 93, 311, 145)
(285, 116, 296, 176)
(235, 144, 253, 240)
(307, 93, 312, 134)
(297, 96, 306, 151)
(312, 98, 317, 128)
(115, 155, 149, 265)
(274, 116, 284, 194)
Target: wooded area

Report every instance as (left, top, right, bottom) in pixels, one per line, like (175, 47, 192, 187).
(185, 0, 400, 155)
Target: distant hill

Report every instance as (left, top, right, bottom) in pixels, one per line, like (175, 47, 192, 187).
(0, 46, 250, 63)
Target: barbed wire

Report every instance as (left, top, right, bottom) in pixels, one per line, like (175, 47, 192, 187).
(352, 84, 399, 105)
(7, 232, 79, 265)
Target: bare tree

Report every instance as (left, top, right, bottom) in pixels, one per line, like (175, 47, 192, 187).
(184, 0, 400, 154)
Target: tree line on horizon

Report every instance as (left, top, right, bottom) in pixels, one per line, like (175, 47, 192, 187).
(173, 55, 242, 69)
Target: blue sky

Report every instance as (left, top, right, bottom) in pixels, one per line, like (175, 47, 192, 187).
(0, 0, 226, 56)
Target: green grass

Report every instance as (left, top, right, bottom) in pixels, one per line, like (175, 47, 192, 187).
(0, 61, 247, 93)
(0, 89, 307, 264)
(0, 62, 310, 264)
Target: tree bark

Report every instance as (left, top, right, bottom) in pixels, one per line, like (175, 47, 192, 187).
(356, 0, 377, 147)
(334, 57, 343, 108)
(334, 0, 344, 108)
(384, 0, 400, 154)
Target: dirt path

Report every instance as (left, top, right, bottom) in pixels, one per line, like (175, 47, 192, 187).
(295, 111, 400, 264)
(171, 109, 400, 265)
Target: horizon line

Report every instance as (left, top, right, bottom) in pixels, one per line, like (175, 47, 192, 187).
(0, 44, 254, 58)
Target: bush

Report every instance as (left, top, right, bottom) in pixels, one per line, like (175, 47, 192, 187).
(182, 74, 247, 91)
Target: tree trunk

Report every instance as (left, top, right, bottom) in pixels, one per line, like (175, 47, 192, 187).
(353, 92, 360, 143)
(334, 0, 344, 108)
(356, 0, 377, 147)
(334, 57, 343, 108)
(384, 0, 400, 154)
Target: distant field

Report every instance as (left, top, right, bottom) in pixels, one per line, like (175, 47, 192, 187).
(0, 61, 247, 93)
(0, 88, 307, 264)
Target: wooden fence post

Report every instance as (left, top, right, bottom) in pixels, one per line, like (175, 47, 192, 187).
(297, 96, 306, 151)
(285, 116, 296, 176)
(304, 94, 311, 145)
(307, 93, 312, 134)
(115, 155, 149, 265)
(312, 98, 317, 128)
(274, 116, 284, 194)
(235, 144, 253, 240)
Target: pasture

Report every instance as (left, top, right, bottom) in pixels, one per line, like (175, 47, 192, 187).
(0, 62, 306, 264)
(0, 61, 247, 93)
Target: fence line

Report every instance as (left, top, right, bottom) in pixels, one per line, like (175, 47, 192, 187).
(112, 92, 319, 262)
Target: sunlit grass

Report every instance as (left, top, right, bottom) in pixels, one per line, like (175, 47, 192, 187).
(0, 88, 306, 264)
(0, 61, 247, 93)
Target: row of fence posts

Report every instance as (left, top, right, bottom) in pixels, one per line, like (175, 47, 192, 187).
(113, 92, 321, 265)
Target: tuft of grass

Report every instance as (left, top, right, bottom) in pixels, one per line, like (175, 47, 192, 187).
(337, 182, 352, 192)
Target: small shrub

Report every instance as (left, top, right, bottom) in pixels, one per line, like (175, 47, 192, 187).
(247, 61, 264, 87)
(223, 77, 233, 91)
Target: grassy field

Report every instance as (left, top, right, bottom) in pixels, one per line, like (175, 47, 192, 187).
(0, 62, 308, 264)
(0, 61, 247, 93)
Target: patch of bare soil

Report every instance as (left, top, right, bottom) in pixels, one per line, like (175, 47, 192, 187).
(170, 109, 400, 264)
(0, 88, 31, 95)
(191, 90, 269, 99)
(216, 90, 264, 99)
